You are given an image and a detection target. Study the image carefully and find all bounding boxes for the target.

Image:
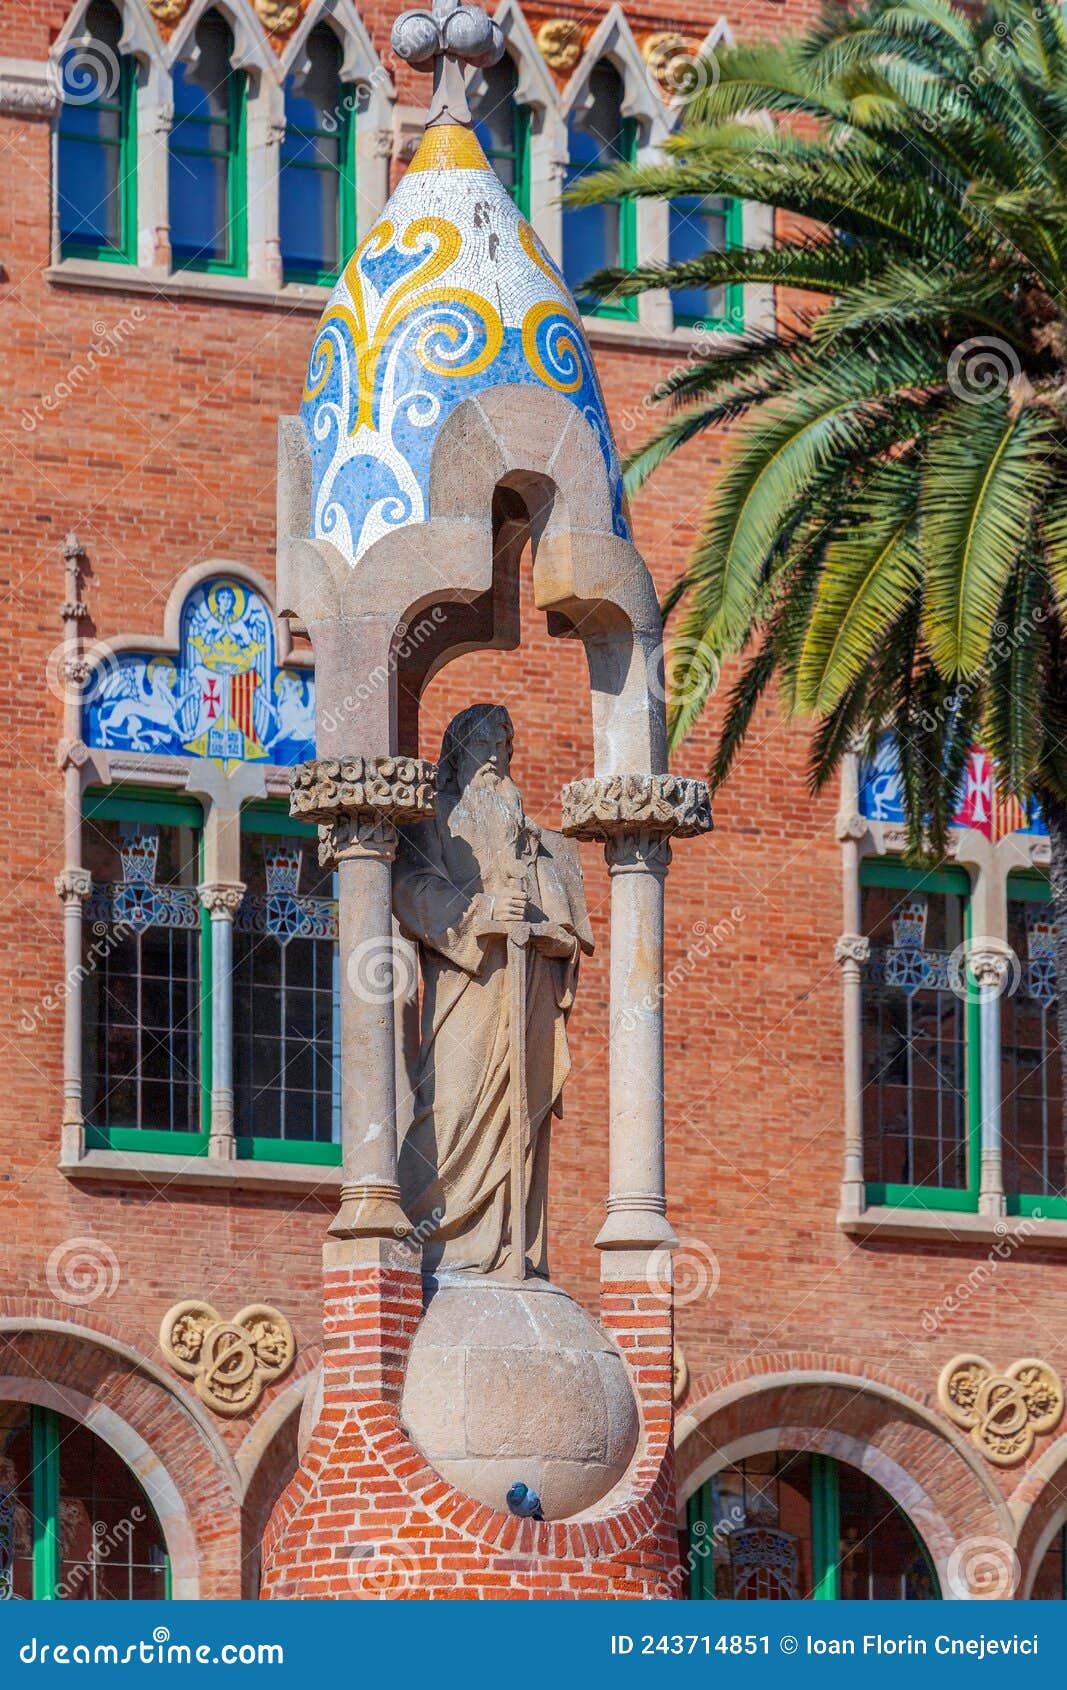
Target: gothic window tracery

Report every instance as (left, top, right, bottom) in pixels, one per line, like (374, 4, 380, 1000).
(57, 0, 137, 263)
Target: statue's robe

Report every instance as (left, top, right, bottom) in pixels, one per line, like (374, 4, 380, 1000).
(393, 776, 593, 1276)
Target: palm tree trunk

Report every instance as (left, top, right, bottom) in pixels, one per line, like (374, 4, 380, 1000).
(1043, 793, 1067, 1196)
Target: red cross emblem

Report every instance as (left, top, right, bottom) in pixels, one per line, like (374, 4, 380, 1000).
(203, 679, 221, 721)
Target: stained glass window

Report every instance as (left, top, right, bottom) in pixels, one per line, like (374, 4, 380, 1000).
(562, 62, 637, 317)
(0, 1406, 168, 1600)
(281, 23, 355, 285)
(470, 52, 529, 215)
(861, 873, 970, 1195)
(1003, 883, 1063, 1200)
(57, 0, 136, 262)
(685, 1453, 937, 1600)
(233, 823, 340, 1150)
(82, 799, 203, 1140)
(169, 9, 246, 273)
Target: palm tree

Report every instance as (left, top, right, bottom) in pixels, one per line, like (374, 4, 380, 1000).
(568, 0, 1067, 1134)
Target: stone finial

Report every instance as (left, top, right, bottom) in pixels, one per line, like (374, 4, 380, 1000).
(392, 0, 504, 127)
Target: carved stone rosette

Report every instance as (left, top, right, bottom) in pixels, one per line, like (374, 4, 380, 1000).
(254, 0, 302, 36)
(561, 774, 712, 874)
(938, 1353, 1064, 1465)
(536, 17, 583, 72)
(160, 1300, 295, 1416)
(290, 755, 436, 865)
(146, 0, 192, 23)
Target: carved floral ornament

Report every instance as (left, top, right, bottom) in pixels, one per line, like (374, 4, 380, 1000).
(254, 0, 303, 35)
(160, 1300, 296, 1416)
(290, 755, 437, 827)
(642, 30, 693, 92)
(145, 0, 192, 23)
(938, 1353, 1065, 1466)
(535, 16, 583, 71)
(560, 774, 713, 841)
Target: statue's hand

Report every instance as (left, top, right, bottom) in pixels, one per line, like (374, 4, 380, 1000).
(491, 887, 527, 925)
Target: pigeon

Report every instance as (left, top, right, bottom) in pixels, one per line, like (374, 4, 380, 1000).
(505, 1481, 544, 1521)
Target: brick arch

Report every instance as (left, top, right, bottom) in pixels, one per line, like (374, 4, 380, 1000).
(235, 1371, 314, 1598)
(676, 1353, 1013, 1597)
(1009, 1436, 1067, 1597)
(0, 1314, 244, 1598)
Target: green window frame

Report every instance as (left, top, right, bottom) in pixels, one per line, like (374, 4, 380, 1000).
(860, 857, 980, 1214)
(169, 30, 248, 277)
(234, 801, 341, 1167)
(686, 1454, 939, 1600)
(13, 1406, 170, 1600)
(474, 84, 531, 217)
(81, 786, 209, 1158)
(562, 62, 638, 323)
(668, 195, 744, 332)
(280, 41, 357, 287)
(57, 22, 138, 265)
(1003, 871, 1066, 1219)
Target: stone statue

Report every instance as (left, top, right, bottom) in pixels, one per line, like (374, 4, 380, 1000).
(394, 704, 593, 1277)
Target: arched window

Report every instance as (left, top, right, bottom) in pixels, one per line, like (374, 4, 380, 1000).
(684, 1453, 938, 1600)
(470, 53, 529, 216)
(280, 23, 355, 286)
(57, 0, 137, 264)
(0, 1405, 168, 1600)
(169, 9, 247, 274)
(233, 806, 340, 1158)
(562, 61, 636, 318)
(81, 788, 205, 1149)
(668, 195, 743, 331)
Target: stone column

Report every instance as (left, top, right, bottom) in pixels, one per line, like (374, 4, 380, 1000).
(198, 883, 245, 1159)
(971, 946, 1011, 1217)
(55, 867, 92, 1160)
(834, 933, 870, 1218)
(561, 775, 712, 1252)
(289, 756, 436, 1239)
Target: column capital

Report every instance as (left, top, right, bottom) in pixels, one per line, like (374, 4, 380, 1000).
(291, 755, 437, 869)
(969, 944, 1014, 994)
(835, 810, 868, 842)
(55, 868, 92, 904)
(834, 932, 870, 969)
(560, 773, 712, 875)
(198, 882, 245, 919)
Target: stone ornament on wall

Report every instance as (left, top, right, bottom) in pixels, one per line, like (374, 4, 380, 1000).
(146, 0, 192, 23)
(254, 0, 303, 36)
(160, 1300, 296, 1416)
(642, 30, 691, 92)
(536, 17, 582, 71)
(290, 755, 437, 827)
(938, 1353, 1064, 1465)
(560, 773, 713, 841)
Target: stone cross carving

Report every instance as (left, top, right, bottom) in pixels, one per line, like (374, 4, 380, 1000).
(391, 0, 504, 128)
(393, 705, 593, 1279)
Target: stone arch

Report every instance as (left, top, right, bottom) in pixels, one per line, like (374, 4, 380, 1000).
(1010, 1436, 1067, 1597)
(676, 1356, 1014, 1598)
(0, 1315, 244, 1598)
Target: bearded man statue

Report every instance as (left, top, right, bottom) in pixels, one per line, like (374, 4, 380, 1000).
(393, 703, 593, 1277)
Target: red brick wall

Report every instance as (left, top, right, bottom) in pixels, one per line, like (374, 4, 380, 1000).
(2, 0, 1065, 1602)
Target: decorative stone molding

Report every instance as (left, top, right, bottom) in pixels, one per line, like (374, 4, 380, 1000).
(834, 933, 870, 969)
(160, 1300, 295, 1416)
(55, 738, 90, 772)
(61, 656, 92, 688)
(198, 883, 245, 920)
(969, 946, 1013, 994)
(536, 17, 582, 72)
(835, 810, 868, 842)
(604, 830, 673, 877)
(938, 1354, 1064, 1466)
(673, 1342, 688, 1405)
(560, 774, 712, 842)
(55, 869, 92, 904)
(0, 61, 59, 118)
(290, 756, 436, 827)
(146, 0, 192, 23)
(642, 30, 689, 91)
(254, 0, 302, 35)
(319, 813, 400, 867)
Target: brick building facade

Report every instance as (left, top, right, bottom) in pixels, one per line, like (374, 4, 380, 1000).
(2, 0, 1066, 1604)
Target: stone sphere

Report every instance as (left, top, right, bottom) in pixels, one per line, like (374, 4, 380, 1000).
(400, 1279, 640, 1520)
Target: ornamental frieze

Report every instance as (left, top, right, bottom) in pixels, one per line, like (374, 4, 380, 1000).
(560, 773, 712, 841)
(289, 755, 437, 826)
(160, 1300, 296, 1416)
(938, 1353, 1064, 1466)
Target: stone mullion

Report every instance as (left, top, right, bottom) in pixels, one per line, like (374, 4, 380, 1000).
(971, 947, 1011, 1218)
(198, 884, 245, 1159)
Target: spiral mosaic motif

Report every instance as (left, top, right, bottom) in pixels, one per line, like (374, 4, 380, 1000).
(300, 124, 630, 567)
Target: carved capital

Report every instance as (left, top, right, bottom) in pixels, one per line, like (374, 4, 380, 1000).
(55, 868, 92, 904)
(969, 946, 1013, 993)
(290, 755, 436, 829)
(561, 774, 713, 845)
(604, 829, 673, 877)
(319, 814, 399, 867)
(61, 656, 92, 688)
(198, 882, 245, 919)
(56, 737, 90, 771)
(834, 933, 870, 968)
